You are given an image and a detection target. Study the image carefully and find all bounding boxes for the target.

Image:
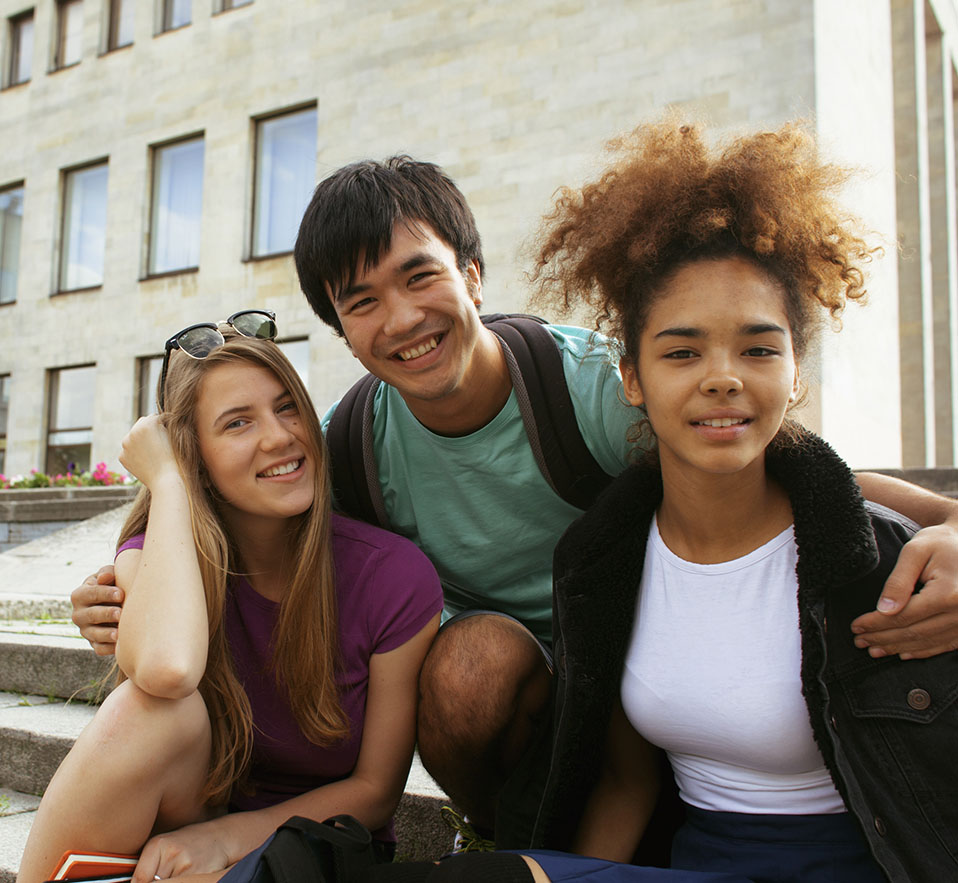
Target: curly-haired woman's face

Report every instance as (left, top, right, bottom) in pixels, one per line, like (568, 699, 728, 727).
(620, 256, 799, 483)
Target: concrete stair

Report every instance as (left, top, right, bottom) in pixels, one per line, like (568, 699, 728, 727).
(0, 619, 113, 882)
(0, 618, 453, 881)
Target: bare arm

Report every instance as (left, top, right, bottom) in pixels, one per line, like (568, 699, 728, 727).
(853, 473, 958, 659)
(130, 614, 440, 883)
(114, 415, 208, 697)
(573, 700, 660, 862)
(856, 472, 958, 529)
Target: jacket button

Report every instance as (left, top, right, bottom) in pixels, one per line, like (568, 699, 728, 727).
(874, 817, 886, 836)
(907, 688, 931, 710)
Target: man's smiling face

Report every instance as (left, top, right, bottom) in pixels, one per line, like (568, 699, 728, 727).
(329, 222, 488, 416)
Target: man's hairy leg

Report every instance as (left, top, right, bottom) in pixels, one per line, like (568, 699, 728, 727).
(417, 614, 551, 831)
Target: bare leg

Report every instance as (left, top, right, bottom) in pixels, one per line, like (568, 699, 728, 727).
(17, 680, 211, 883)
(521, 857, 551, 883)
(417, 615, 551, 830)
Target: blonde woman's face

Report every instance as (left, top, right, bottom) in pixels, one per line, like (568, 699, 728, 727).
(620, 256, 800, 483)
(194, 362, 315, 530)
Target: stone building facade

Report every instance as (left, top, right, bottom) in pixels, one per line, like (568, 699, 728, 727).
(0, 0, 956, 475)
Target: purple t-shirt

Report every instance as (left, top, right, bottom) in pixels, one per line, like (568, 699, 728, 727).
(117, 513, 442, 836)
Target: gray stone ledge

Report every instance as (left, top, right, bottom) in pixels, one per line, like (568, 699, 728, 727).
(0, 486, 138, 523)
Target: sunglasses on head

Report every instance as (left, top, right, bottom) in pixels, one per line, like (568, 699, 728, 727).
(158, 309, 278, 410)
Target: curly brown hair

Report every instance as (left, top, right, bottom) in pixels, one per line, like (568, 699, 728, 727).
(532, 120, 878, 364)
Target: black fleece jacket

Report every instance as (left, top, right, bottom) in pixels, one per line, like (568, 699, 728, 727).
(528, 430, 958, 883)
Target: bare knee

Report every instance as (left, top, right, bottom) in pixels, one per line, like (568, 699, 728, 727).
(91, 679, 210, 760)
(417, 615, 551, 817)
(420, 615, 548, 719)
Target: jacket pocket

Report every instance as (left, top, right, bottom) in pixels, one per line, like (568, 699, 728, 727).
(832, 654, 958, 871)
(840, 655, 958, 723)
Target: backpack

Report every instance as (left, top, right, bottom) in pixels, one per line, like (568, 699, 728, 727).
(219, 815, 381, 883)
(325, 314, 615, 529)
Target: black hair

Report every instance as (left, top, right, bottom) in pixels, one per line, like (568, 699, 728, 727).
(294, 156, 484, 336)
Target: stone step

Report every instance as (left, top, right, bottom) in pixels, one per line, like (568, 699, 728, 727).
(0, 596, 74, 622)
(0, 638, 453, 878)
(0, 630, 113, 701)
(0, 695, 96, 795)
(0, 789, 42, 883)
(0, 787, 452, 883)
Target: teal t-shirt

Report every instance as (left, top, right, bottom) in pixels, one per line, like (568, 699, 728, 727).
(322, 325, 635, 644)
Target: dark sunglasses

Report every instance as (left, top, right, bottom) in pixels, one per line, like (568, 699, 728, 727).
(158, 309, 278, 410)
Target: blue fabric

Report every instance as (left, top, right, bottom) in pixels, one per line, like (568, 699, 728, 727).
(219, 831, 275, 883)
(510, 851, 750, 882)
(670, 806, 884, 883)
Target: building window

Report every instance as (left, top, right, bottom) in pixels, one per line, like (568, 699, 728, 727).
(0, 184, 23, 305)
(0, 374, 9, 475)
(136, 355, 162, 417)
(7, 10, 34, 86)
(108, 0, 134, 49)
(278, 338, 309, 390)
(219, 0, 252, 11)
(252, 107, 317, 257)
(54, 0, 83, 69)
(59, 162, 107, 292)
(160, 0, 190, 32)
(46, 364, 95, 475)
(149, 136, 203, 275)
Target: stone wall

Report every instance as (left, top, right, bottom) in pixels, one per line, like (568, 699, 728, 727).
(1, 0, 957, 473)
(0, 486, 138, 553)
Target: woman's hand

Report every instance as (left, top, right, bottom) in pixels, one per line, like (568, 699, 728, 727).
(120, 414, 181, 490)
(133, 819, 232, 883)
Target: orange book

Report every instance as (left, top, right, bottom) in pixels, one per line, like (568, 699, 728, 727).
(46, 850, 138, 882)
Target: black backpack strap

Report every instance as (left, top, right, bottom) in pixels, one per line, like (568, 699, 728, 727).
(484, 314, 614, 510)
(326, 373, 390, 529)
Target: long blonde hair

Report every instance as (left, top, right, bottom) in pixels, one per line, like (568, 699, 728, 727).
(118, 332, 347, 803)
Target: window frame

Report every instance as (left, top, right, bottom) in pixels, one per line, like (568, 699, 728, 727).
(0, 182, 24, 306)
(146, 134, 204, 278)
(215, 0, 252, 13)
(277, 337, 310, 391)
(250, 104, 318, 260)
(0, 373, 9, 476)
(58, 159, 108, 294)
(135, 354, 162, 418)
(158, 0, 190, 33)
(106, 0, 134, 50)
(7, 9, 34, 87)
(53, 0, 83, 70)
(45, 363, 96, 475)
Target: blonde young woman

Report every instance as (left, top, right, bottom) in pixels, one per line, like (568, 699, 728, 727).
(18, 313, 442, 883)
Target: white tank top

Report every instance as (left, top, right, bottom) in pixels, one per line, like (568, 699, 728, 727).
(620, 516, 845, 814)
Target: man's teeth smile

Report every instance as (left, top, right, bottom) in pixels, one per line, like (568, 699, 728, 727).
(697, 417, 748, 427)
(397, 336, 440, 361)
(259, 459, 303, 478)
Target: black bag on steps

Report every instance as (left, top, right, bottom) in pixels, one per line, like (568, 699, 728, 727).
(221, 815, 382, 883)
